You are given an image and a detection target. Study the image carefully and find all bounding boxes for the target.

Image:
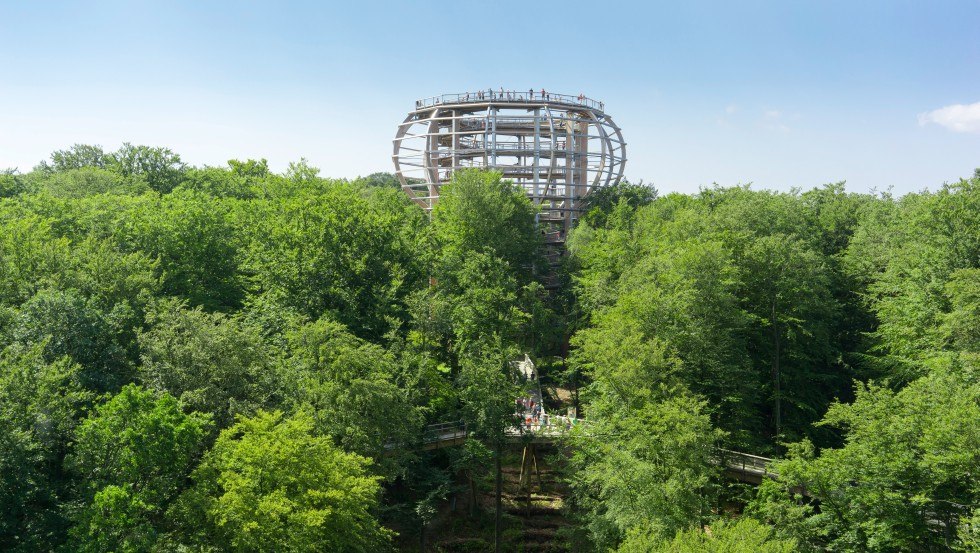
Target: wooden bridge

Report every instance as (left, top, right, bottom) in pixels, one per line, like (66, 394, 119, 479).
(416, 355, 778, 486)
(418, 420, 777, 485)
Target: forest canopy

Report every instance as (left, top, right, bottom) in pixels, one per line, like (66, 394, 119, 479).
(0, 144, 977, 551)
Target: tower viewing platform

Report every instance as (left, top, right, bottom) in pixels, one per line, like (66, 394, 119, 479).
(392, 89, 626, 245)
(413, 90, 606, 112)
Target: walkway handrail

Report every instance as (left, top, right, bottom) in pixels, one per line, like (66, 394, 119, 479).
(419, 421, 776, 480)
(422, 420, 467, 443)
(717, 448, 774, 475)
(415, 91, 604, 112)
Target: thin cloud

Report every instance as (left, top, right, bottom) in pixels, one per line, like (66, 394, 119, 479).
(918, 102, 980, 133)
(761, 109, 790, 133)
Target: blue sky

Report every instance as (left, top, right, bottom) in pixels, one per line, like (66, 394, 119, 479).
(1, 0, 978, 194)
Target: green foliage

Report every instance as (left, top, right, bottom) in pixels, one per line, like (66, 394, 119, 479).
(582, 179, 657, 228)
(750, 364, 980, 551)
(457, 351, 518, 441)
(228, 157, 270, 178)
(174, 410, 391, 552)
(619, 517, 796, 552)
(359, 171, 401, 189)
(739, 232, 839, 441)
(572, 235, 759, 443)
(0, 346, 90, 551)
(283, 316, 422, 477)
(243, 178, 425, 339)
(12, 288, 131, 391)
(47, 144, 111, 172)
(67, 385, 210, 552)
(0, 169, 33, 198)
(570, 388, 724, 549)
(107, 143, 186, 193)
(570, 186, 854, 449)
(120, 188, 244, 310)
(37, 167, 149, 197)
(42, 143, 185, 193)
(138, 299, 279, 428)
(432, 169, 540, 278)
(424, 169, 548, 362)
(943, 268, 980, 354)
(0, 214, 73, 306)
(3, 142, 978, 552)
(847, 177, 980, 381)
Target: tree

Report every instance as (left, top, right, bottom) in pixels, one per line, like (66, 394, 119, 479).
(242, 178, 425, 340)
(572, 236, 759, 445)
(848, 176, 980, 382)
(0, 346, 89, 551)
(11, 288, 130, 392)
(750, 364, 980, 551)
(359, 172, 401, 189)
(283, 316, 422, 478)
(738, 233, 839, 442)
(431, 169, 541, 280)
(36, 167, 148, 198)
(177, 166, 255, 199)
(172, 410, 392, 552)
(943, 268, 980, 355)
(107, 143, 186, 193)
(138, 299, 278, 428)
(619, 517, 796, 553)
(119, 188, 244, 311)
(444, 250, 530, 357)
(0, 215, 73, 306)
(67, 385, 210, 552)
(569, 388, 724, 549)
(0, 169, 33, 198)
(46, 144, 110, 172)
(582, 179, 657, 228)
(228, 158, 269, 179)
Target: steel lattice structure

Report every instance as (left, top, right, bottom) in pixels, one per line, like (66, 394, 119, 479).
(393, 90, 626, 236)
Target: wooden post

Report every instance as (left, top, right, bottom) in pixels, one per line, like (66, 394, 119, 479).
(519, 445, 528, 488)
(532, 444, 543, 490)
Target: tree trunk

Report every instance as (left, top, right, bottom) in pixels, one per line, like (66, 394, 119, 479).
(494, 441, 502, 553)
(771, 300, 781, 440)
(469, 471, 476, 518)
(563, 336, 579, 414)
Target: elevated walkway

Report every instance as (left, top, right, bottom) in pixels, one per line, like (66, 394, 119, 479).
(418, 421, 776, 485)
(414, 356, 779, 486)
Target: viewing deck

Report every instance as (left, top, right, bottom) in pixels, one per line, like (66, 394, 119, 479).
(415, 90, 605, 113)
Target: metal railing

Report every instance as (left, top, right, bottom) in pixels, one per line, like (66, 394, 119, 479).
(422, 420, 467, 443)
(718, 448, 774, 475)
(419, 421, 776, 480)
(416, 91, 605, 112)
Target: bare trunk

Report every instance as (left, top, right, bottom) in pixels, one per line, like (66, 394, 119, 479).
(494, 442, 502, 553)
(771, 300, 781, 440)
(469, 471, 476, 518)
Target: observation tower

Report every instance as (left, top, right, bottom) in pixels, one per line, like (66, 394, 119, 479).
(392, 89, 626, 244)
